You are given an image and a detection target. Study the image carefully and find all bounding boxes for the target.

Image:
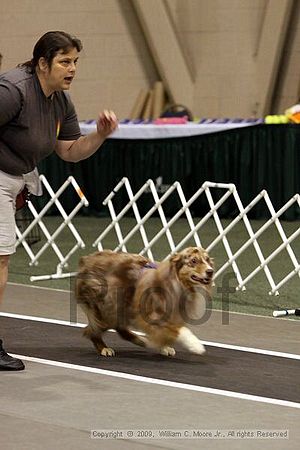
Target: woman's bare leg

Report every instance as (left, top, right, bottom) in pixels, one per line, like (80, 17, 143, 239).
(0, 255, 9, 307)
(0, 255, 25, 370)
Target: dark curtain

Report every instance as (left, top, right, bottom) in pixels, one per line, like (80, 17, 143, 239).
(37, 124, 300, 220)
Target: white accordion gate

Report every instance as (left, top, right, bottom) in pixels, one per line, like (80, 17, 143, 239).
(16, 176, 300, 296)
(93, 178, 300, 296)
(15, 174, 89, 281)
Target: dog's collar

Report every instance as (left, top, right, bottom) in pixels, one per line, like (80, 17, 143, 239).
(143, 262, 158, 270)
(139, 261, 158, 278)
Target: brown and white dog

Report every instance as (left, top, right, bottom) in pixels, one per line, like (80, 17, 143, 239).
(75, 247, 214, 357)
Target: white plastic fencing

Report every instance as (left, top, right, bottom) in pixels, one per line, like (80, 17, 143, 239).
(15, 174, 89, 281)
(92, 178, 300, 296)
(16, 176, 300, 295)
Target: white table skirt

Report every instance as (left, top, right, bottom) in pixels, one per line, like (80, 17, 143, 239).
(79, 120, 262, 140)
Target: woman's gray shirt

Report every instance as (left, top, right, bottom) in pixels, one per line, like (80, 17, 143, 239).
(0, 66, 81, 175)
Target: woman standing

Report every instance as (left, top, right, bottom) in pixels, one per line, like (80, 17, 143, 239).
(0, 31, 118, 370)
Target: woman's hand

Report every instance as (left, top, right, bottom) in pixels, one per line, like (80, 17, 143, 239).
(56, 109, 118, 162)
(96, 110, 118, 139)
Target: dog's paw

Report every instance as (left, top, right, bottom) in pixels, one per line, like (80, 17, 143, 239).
(190, 343, 206, 355)
(138, 335, 150, 347)
(176, 327, 206, 355)
(160, 346, 176, 357)
(100, 347, 116, 357)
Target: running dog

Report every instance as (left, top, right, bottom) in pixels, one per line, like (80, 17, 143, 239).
(75, 247, 214, 357)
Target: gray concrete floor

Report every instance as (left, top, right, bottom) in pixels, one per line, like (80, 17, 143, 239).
(1, 282, 300, 450)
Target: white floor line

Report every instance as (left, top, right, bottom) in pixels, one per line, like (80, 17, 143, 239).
(0, 311, 86, 328)
(1, 311, 300, 360)
(7, 281, 70, 293)
(200, 341, 300, 360)
(9, 353, 300, 410)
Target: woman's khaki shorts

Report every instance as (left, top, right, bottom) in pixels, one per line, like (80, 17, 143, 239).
(0, 169, 25, 255)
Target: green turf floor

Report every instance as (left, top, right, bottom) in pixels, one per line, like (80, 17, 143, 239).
(9, 216, 300, 318)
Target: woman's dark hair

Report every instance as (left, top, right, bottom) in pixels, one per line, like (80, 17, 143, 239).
(19, 31, 83, 72)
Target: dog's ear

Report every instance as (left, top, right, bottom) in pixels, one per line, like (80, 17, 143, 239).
(169, 252, 185, 268)
(170, 252, 179, 262)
